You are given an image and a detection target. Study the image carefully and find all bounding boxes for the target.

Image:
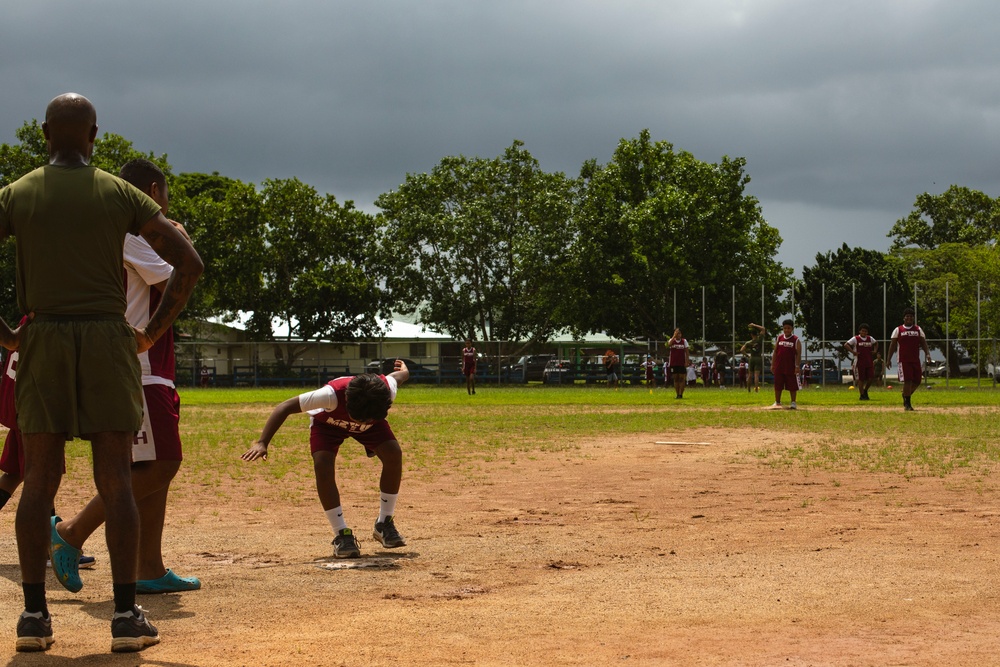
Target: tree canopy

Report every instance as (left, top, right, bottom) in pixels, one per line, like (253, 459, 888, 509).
(564, 130, 788, 342)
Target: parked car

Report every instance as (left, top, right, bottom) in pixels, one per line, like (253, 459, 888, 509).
(503, 354, 555, 382)
(542, 359, 574, 384)
(927, 356, 975, 377)
(365, 357, 434, 378)
(988, 361, 1000, 383)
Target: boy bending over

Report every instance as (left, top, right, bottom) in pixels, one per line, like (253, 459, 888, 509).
(242, 360, 410, 557)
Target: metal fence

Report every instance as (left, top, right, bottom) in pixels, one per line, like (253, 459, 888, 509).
(174, 281, 998, 389)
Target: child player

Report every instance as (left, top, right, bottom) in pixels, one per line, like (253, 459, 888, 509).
(885, 307, 931, 411)
(667, 329, 689, 399)
(462, 340, 477, 395)
(844, 323, 878, 400)
(242, 360, 410, 557)
(770, 319, 802, 409)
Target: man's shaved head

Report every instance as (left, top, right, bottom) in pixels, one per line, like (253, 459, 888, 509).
(45, 93, 96, 130)
(42, 93, 98, 163)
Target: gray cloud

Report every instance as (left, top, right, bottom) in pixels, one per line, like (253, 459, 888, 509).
(3, 1, 999, 272)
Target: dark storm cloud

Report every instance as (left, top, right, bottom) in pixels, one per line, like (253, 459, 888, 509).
(3, 1, 1000, 268)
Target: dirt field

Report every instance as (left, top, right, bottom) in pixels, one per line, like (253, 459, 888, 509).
(2, 427, 1000, 666)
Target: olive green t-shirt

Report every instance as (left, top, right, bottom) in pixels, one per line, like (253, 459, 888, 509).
(0, 165, 161, 317)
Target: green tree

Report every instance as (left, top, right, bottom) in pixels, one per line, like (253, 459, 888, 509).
(795, 244, 911, 356)
(888, 186, 1000, 250)
(564, 129, 788, 344)
(375, 141, 573, 348)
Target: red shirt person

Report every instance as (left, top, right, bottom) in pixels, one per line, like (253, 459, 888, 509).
(770, 320, 802, 409)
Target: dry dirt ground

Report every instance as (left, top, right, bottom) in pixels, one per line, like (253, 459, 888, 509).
(2, 427, 1000, 666)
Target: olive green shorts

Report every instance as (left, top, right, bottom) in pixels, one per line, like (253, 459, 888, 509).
(749, 357, 763, 373)
(16, 318, 142, 437)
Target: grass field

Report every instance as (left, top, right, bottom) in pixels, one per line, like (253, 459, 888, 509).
(166, 382, 1000, 480)
(54, 381, 1000, 505)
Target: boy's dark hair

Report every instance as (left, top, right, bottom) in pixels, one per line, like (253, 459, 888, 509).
(119, 158, 166, 192)
(345, 374, 393, 422)
(858, 322, 870, 331)
(782, 319, 793, 327)
(903, 307, 915, 316)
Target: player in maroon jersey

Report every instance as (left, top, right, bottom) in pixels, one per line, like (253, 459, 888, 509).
(844, 323, 878, 401)
(885, 308, 931, 411)
(667, 329, 690, 398)
(770, 319, 802, 409)
(242, 360, 410, 558)
(462, 340, 477, 395)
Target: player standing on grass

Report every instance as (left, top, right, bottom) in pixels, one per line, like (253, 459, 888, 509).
(0, 93, 202, 653)
(844, 324, 878, 401)
(885, 307, 931, 411)
(462, 340, 477, 395)
(740, 323, 766, 393)
(770, 319, 802, 409)
(667, 329, 689, 399)
(242, 360, 410, 558)
(50, 159, 201, 597)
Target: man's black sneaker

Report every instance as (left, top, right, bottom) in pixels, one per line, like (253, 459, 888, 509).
(332, 528, 361, 558)
(15, 611, 53, 652)
(373, 516, 407, 548)
(111, 605, 159, 652)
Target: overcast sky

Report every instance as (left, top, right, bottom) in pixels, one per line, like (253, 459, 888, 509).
(2, 1, 998, 275)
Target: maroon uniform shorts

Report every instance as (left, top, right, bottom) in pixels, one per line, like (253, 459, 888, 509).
(855, 365, 874, 383)
(898, 362, 922, 385)
(132, 384, 183, 463)
(774, 372, 798, 394)
(310, 419, 397, 457)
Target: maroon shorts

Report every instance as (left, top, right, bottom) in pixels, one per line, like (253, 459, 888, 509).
(898, 362, 922, 385)
(855, 365, 874, 383)
(463, 365, 476, 377)
(774, 372, 798, 394)
(0, 428, 68, 477)
(310, 419, 397, 457)
(0, 428, 23, 477)
(132, 384, 182, 463)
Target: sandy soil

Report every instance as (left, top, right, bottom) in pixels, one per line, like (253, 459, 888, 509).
(2, 427, 1000, 666)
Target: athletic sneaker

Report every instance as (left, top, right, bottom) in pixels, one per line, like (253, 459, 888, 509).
(332, 528, 361, 558)
(790, 401, 797, 410)
(769, 402, 782, 409)
(49, 516, 83, 593)
(373, 516, 406, 548)
(111, 605, 159, 653)
(15, 611, 53, 652)
(137, 569, 201, 594)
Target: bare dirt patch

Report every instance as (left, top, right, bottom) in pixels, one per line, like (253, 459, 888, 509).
(2, 428, 1000, 665)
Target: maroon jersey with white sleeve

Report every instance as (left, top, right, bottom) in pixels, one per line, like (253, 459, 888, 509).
(773, 333, 799, 374)
(891, 325, 925, 364)
(847, 335, 877, 369)
(124, 234, 176, 385)
(300, 374, 398, 435)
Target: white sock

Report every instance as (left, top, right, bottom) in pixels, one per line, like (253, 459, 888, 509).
(325, 506, 348, 533)
(379, 493, 398, 523)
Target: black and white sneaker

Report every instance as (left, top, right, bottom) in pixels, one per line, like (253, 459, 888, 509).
(332, 528, 361, 558)
(111, 605, 159, 652)
(15, 611, 53, 652)
(373, 516, 406, 548)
